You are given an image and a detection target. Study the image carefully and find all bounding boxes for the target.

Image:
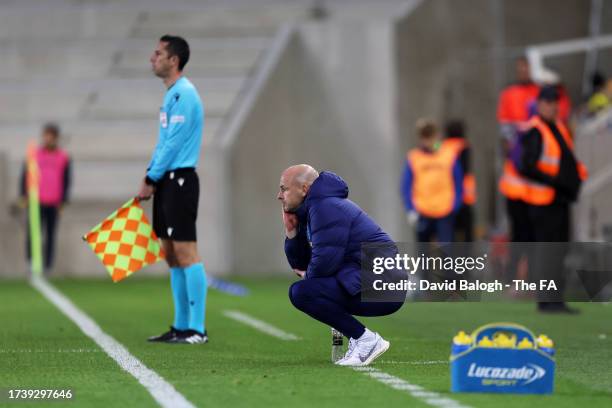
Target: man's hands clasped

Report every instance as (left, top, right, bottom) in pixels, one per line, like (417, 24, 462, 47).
(282, 209, 305, 278)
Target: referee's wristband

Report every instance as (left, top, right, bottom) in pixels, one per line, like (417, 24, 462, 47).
(144, 176, 158, 186)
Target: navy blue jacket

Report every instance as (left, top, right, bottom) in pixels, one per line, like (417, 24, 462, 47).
(284, 171, 393, 295)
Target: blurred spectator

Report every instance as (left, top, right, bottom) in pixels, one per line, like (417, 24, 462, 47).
(497, 56, 540, 138)
(587, 73, 612, 114)
(591, 71, 606, 92)
(443, 120, 475, 242)
(527, 69, 572, 122)
(401, 118, 463, 242)
(19, 123, 71, 273)
(518, 86, 588, 313)
(497, 57, 537, 246)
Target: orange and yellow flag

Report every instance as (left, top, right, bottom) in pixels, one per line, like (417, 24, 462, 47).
(83, 198, 165, 282)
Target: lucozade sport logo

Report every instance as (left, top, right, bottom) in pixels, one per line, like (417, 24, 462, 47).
(467, 363, 546, 385)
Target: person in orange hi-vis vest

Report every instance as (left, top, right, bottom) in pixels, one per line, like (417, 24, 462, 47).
(518, 86, 588, 314)
(19, 123, 71, 273)
(401, 118, 463, 243)
(443, 120, 475, 242)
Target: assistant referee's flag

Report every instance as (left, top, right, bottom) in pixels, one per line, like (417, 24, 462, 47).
(83, 198, 165, 282)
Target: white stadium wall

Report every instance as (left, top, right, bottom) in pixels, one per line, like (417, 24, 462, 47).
(230, 20, 404, 275)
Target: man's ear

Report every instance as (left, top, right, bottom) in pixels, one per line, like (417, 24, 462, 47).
(169, 54, 179, 69)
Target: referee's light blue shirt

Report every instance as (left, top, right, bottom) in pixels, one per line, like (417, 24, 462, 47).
(147, 76, 204, 181)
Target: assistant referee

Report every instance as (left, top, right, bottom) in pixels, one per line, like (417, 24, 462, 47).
(137, 35, 208, 344)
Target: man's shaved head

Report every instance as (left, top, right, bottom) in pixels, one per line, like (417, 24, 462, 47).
(278, 164, 319, 212)
(286, 164, 319, 186)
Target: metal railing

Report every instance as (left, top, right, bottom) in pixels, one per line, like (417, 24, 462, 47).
(575, 108, 612, 241)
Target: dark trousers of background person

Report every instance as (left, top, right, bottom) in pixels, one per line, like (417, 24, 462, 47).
(453, 204, 474, 242)
(506, 198, 532, 280)
(507, 199, 533, 241)
(527, 203, 569, 306)
(289, 276, 404, 339)
(26, 205, 59, 272)
(417, 214, 455, 242)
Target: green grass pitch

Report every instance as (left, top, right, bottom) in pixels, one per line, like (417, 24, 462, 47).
(1, 277, 611, 407)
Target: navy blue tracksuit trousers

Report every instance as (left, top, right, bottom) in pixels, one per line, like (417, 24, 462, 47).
(417, 213, 455, 242)
(289, 277, 404, 339)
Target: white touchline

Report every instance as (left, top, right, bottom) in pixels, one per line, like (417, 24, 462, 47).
(379, 360, 449, 365)
(0, 348, 101, 353)
(352, 367, 471, 408)
(30, 277, 196, 408)
(223, 310, 300, 340)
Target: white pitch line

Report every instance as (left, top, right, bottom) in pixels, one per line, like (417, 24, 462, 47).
(223, 310, 300, 340)
(379, 360, 449, 365)
(352, 367, 471, 408)
(30, 277, 196, 408)
(0, 348, 101, 353)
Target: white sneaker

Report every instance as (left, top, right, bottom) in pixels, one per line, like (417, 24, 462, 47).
(336, 332, 390, 367)
(335, 338, 357, 365)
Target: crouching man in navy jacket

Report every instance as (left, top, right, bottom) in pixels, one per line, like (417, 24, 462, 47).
(278, 164, 404, 366)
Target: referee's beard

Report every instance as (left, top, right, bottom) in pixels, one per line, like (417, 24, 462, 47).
(153, 66, 170, 79)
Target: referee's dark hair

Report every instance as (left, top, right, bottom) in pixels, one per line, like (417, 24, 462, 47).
(160, 35, 190, 71)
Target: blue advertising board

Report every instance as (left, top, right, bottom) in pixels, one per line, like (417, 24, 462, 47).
(450, 323, 555, 394)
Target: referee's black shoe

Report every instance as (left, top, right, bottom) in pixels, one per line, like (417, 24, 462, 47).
(169, 329, 208, 344)
(147, 326, 183, 343)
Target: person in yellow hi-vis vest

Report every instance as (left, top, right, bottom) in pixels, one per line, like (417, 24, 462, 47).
(519, 86, 588, 314)
(443, 120, 476, 242)
(401, 118, 463, 242)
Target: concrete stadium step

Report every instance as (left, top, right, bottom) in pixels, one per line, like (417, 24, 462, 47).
(0, 77, 243, 93)
(109, 50, 262, 78)
(0, 89, 88, 122)
(2, 133, 223, 204)
(0, 5, 307, 40)
(81, 85, 235, 120)
(1, 157, 149, 203)
(129, 9, 306, 39)
(1, 37, 269, 79)
(65, 147, 225, 202)
(0, 118, 221, 162)
(0, 78, 239, 121)
(0, 9, 141, 40)
(112, 36, 268, 78)
(50, 153, 222, 202)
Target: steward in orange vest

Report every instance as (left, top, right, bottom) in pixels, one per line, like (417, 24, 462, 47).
(401, 119, 463, 242)
(518, 86, 587, 314)
(520, 114, 587, 206)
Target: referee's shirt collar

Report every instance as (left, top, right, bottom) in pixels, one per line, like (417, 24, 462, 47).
(166, 75, 185, 90)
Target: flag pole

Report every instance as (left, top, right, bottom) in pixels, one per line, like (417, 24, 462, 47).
(26, 141, 43, 277)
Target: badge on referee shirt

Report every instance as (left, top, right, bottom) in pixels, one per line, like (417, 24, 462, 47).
(160, 111, 168, 128)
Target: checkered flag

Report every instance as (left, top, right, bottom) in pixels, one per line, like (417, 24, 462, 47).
(83, 198, 165, 282)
